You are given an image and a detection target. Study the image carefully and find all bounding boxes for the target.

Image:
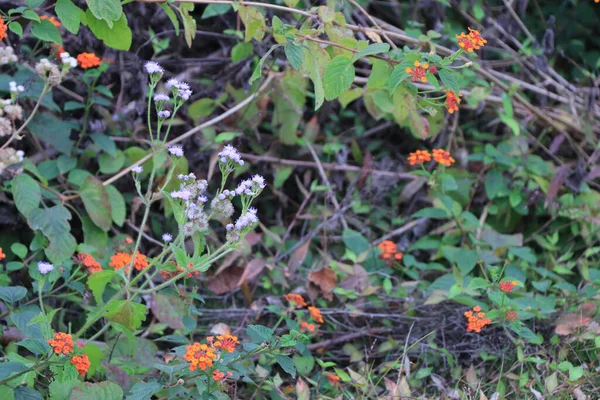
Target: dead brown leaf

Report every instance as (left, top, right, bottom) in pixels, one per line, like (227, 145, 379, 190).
(580, 302, 597, 318)
(288, 243, 309, 273)
(339, 264, 368, 293)
(295, 378, 310, 400)
(237, 258, 266, 286)
(555, 313, 592, 335)
(466, 364, 478, 389)
(210, 323, 231, 335)
(207, 266, 244, 294)
(308, 267, 337, 301)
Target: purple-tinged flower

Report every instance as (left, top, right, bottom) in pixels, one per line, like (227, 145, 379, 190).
(168, 145, 184, 157)
(38, 261, 54, 275)
(217, 144, 244, 166)
(198, 195, 208, 203)
(132, 164, 143, 174)
(153, 93, 170, 102)
(145, 61, 163, 75)
(170, 190, 192, 201)
(226, 224, 234, 230)
(158, 110, 171, 118)
(162, 233, 173, 242)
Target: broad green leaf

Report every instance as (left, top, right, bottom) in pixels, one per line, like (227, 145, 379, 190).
(338, 87, 363, 108)
(27, 206, 76, 264)
(352, 43, 390, 62)
(0, 286, 27, 305)
(284, 44, 304, 70)
(125, 381, 162, 400)
(0, 362, 27, 381)
(231, 42, 253, 62)
(57, 155, 77, 174)
(342, 229, 369, 254)
(28, 113, 76, 154)
(239, 5, 266, 42)
(189, 98, 217, 121)
(55, 0, 81, 34)
(31, 20, 62, 44)
(87, 270, 116, 305)
(90, 133, 117, 157)
(16, 339, 50, 356)
(150, 294, 186, 330)
(442, 247, 478, 274)
(387, 61, 413, 93)
(412, 207, 448, 219)
(468, 278, 489, 290)
(484, 170, 505, 199)
(438, 68, 460, 95)
(9, 22, 23, 36)
(11, 174, 41, 217)
(86, 10, 132, 51)
(86, 0, 122, 27)
(11, 243, 27, 259)
(323, 56, 355, 101)
(499, 113, 520, 136)
(80, 177, 112, 232)
(201, 3, 231, 19)
(104, 300, 147, 331)
(246, 324, 274, 343)
(106, 185, 125, 227)
(249, 45, 280, 85)
(160, 3, 179, 35)
(98, 150, 125, 174)
(13, 387, 43, 400)
(69, 381, 123, 400)
(276, 355, 296, 377)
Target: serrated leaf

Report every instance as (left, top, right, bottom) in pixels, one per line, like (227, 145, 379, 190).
(80, 176, 112, 232)
(388, 61, 413, 93)
(104, 300, 147, 331)
(86, 0, 122, 27)
(201, 3, 231, 19)
(31, 20, 62, 44)
(353, 43, 390, 61)
(27, 206, 76, 264)
(86, 10, 132, 51)
(151, 294, 186, 330)
(16, 339, 50, 356)
(0, 286, 27, 305)
(125, 381, 162, 400)
(285, 44, 304, 70)
(87, 270, 116, 304)
(249, 45, 279, 85)
(239, 5, 266, 42)
(69, 381, 123, 400)
(106, 185, 125, 227)
(246, 324, 274, 343)
(55, 0, 81, 34)
(11, 174, 41, 217)
(439, 68, 460, 95)
(323, 56, 355, 101)
(276, 355, 296, 377)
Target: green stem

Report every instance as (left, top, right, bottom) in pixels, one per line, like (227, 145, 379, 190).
(75, 77, 99, 149)
(0, 360, 63, 386)
(147, 84, 155, 142)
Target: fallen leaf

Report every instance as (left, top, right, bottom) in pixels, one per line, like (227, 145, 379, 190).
(398, 376, 411, 396)
(339, 264, 368, 293)
(555, 313, 592, 335)
(210, 323, 231, 335)
(308, 267, 337, 301)
(164, 353, 175, 364)
(207, 266, 244, 294)
(466, 364, 478, 389)
(580, 302, 597, 318)
(572, 388, 589, 400)
(296, 378, 310, 400)
(364, 28, 382, 43)
(237, 258, 266, 286)
(288, 243, 309, 273)
(480, 391, 488, 400)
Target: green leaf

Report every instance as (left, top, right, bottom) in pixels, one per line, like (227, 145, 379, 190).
(201, 3, 231, 19)
(55, 0, 81, 34)
(214, 132, 241, 143)
(499, 113, 520, 136)
(188, 98, 218, 121)
(177, 4, 196, 47)
(16, 339, 50, 356)
(27, 206, 76, 264)
(160, 4, 179, 35)
(387, 61, 412, 93)
(104, 300, 147, 331)
(569, 366, 584, 381)
(98, 150, 125, 174)
(86, 0, 122, 27)
(438, 68, 460, 95)
(484, 170, 505, 199)
(90, 133, 117, 157)
(69, 381, 123, 400)
(338, 87, 363, 108)
(342, 229, 370, 254)
(442, 247, 478, 274)
(468, 278, 489, 290)
(239, 5, 266, 42)
(80, 177, 112, 232)
(57, 155, 77, 174)
(25, 0, 44, 7)
(86, 10, 132, 51)
(0, 362, 27, 381)
(352, 43, 390, 62)
(284, 44, 304, 70)
(28, 113, 76, 154)
(87, 270, 116, 304)
(231, 42, 253, 62)
(276, 355, 296, 377)
(13, 387, 43, 400)
(125, 381, 162, 400)
(246, 324, 274, 343)
(31, 20, 62, 44)
(106, 185, 125, 227)
(323, 56, 355, 101)
(11, 243, 28, 259)
(0, 287, 27, 305)
(412, 207, 449, 219)
(11, 174, 41, 217)
(9, 22, 23, 37)
(249, 45, 279, 85)
(150, 294, 186, 330)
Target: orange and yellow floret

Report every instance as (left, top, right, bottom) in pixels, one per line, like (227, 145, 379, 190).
(407, 150, 432, 166)
(212, 369, 232, 382)
(377, 240, 403, 262)
(499, 280, 518, 293)
(506, 310, 518, 322)
(432, 149, 456, 167)
(184, 342, 217, 372)
(456, 28, 487, 52)
(77, 253, 102, 273)
(214, 333, 239, 353)
(284, 293, 307, 307)
(308, 306, 324, 324)
(71, 354, 90, 376)
(109, 251, 149, 272)
(326, 373, 341, 385)
(405, 60, 429, 83)
(40, 16, 61, 27)
(445, 91, 461, 114)
(77, 52, 101, 69)
(48, 332, 74, 356)
(0, 18, 7, 41)
(464, 306, 491, 333)
(0, 247, 5, 261)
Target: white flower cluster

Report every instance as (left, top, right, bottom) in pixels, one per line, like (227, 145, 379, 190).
(234, 175, 266, 196)
(226, 208, 259, 243)
(168, 145, 184, 157)
(59, 52, 78, 68)
(211, 196, 234, 218)
(166, 79, 192, 101)
(131, 164, 143, 174)
(170, 175, 211, 235)
(3, 104, 22, 120)
(218, 145, 244, 166)
(0, 148, 24, 174)
(38, 261, 54, 275)
(0, 117, 12, 137)
(9, 81, 24, 94)
(154, 93, 170, 103)
(35, 59, 61, 86)
(0, 47, 18, 65)
(158, 110, 171, 118)
(177, 173, 196, 181)
(145, 61, 164, 76)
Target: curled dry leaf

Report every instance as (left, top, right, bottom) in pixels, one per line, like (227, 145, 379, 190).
(210, 322, 231, 336)
(555, 313, 592, 335)
(237, 258, 267, 286)
(308, 267, 337, 301)
(295, 378, 310, 400)
(207, 266, 244, 294)
(288, 242, 309, 273)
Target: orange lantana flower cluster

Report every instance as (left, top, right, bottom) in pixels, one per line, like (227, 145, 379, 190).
(326, 373, 341, 386)
(405, 60, 429, 83)
(212, 369, 232, 382)
(160, 261, 199, 280)
(445, 91, 461, 114)
(506, 311, 519, 322)
(184, 342, 217, 372)
(71, 354, 90, 376)
(109, 252, 149, 272)
(77, 52, 101, 69)
(308, 306, 324, 324)
(214, 333, 239, 353)
(0, 247, 5, 261)
(48, 332, 74, 355)
(284, 293, 307, 308)
(432, 149, 456, 167)
(300, 321, 316, 333)
(464, 306, 492, 333)
(40, 16, 61, 27)
(0, 18, 7, 41)
(456, 28, 487, 52)
(407, 150, 432, 165)
(77, 253, 102, 273)
(378, 240, 403, 263)
(499, 280, 518, 293)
